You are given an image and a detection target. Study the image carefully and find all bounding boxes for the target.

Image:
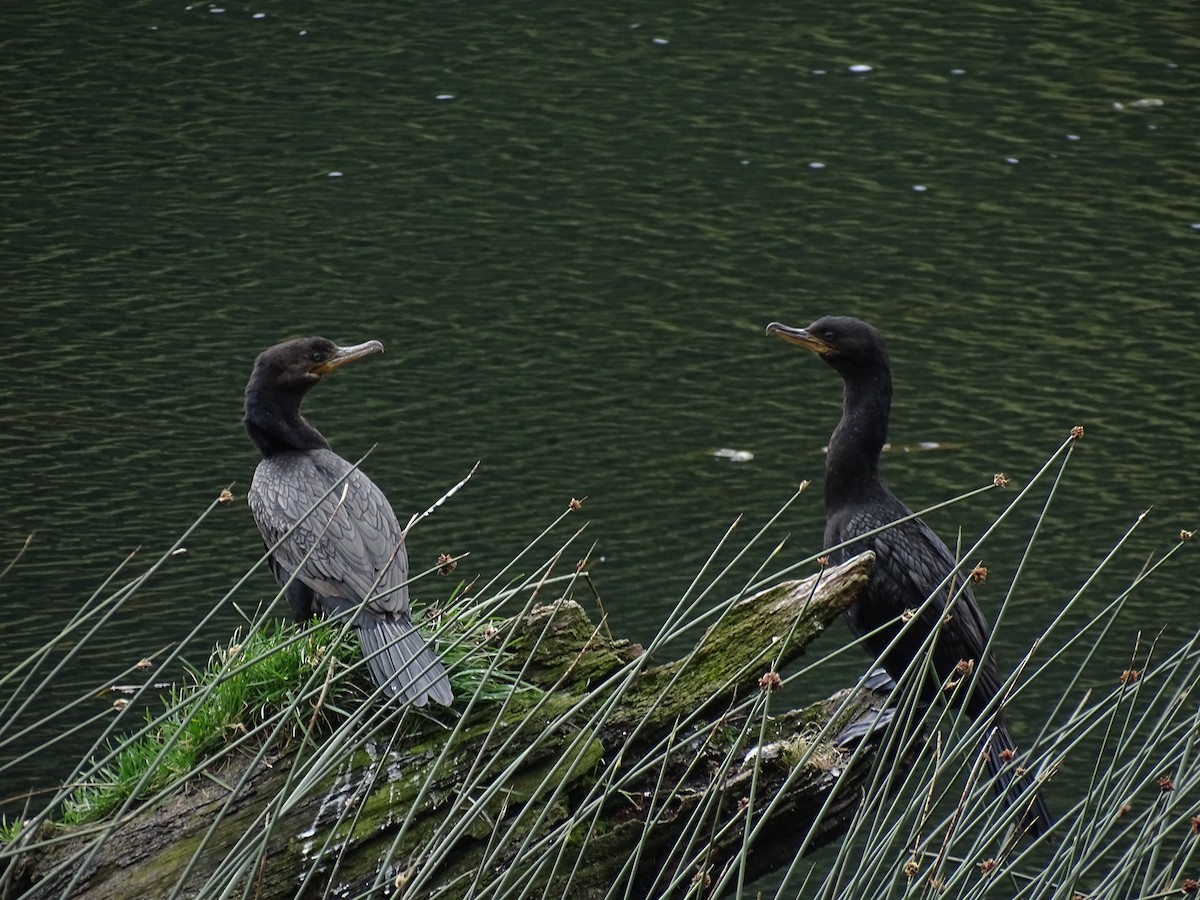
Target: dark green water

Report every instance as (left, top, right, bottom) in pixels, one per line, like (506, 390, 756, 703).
(2, 0, 1197, 823)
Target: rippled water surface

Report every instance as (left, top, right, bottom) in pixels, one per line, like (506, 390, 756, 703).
(3, 0, 1198, 814)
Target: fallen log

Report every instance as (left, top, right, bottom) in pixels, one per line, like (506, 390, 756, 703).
(5, 552, 896, 899)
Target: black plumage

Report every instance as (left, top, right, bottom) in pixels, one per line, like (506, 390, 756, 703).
(244, 337, 452, 707)
(767, 315, 1049, 835)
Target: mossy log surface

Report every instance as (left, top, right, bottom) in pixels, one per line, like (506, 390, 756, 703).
(7, 552, 896, 900)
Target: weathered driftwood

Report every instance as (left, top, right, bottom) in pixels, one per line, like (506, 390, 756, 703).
(7, 552, 894, 899)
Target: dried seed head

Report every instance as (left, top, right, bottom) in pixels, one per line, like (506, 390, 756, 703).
(1070, 425, 1085, 440)
(993, 472, 1009, 488)
(902, 608, 916, 623)
(436, 552, 457, 576)
(737, 797, 750, 812)
(970, 565, 988, 583)
(759, 670, 783, 692)
(112, 698, 128, 712)
(999, 747, 1016, 762)
(903, 860, 920, 880)
(569, 496, 586, 511)
(691, 867, 711, 888)
(135, 658, 153, 671)
(1191, 815, 1200, 834)
(1182, 529, 1195, 542)
(1183, 878, 1198, 894)
(978, 858, 997, 876)
(218, 487, 234, 506)
(817, 555, 830, 568)
(955, 658, 975, 676)
(394, 867, 413, 890)
(1160, 775, 1175, 792)
(1117, 802, 1133, 819)
(1119, 669, 1140, 685)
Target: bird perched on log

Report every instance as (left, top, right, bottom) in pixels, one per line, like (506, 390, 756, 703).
(766, 315, 1049, 835)
(243, 337, 452, 707)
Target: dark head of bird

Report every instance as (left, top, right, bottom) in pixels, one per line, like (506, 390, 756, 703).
(766, 315, 892, 406)
(765, 316, 890, 380)
(243, 337, 384, 458)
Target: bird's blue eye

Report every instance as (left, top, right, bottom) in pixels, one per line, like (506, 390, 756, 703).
(311, 350, 326, 362)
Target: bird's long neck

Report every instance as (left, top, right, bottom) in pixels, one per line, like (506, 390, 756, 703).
(824, 364, 892, 509)
(243, 381, 330, 458)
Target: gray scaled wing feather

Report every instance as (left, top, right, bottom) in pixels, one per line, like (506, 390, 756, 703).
(247, 448, 452, 706)
(248, 448, 410, 619)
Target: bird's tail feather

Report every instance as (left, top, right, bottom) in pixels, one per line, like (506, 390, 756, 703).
(358, 618, 453, 707)
(984, 722, 1052, 837)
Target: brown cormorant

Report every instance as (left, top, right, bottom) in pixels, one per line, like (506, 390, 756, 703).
(244, 337, 452, 707)
(767, 315, 1049, 835)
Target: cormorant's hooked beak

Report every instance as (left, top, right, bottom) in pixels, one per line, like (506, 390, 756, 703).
(312, 340, 385, 376)
(765, 322, 831, 356)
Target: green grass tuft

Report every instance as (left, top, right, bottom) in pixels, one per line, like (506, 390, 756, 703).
(54, 592, 532, 830)
(59, 620, 361, 826)
(58, 624, 355, 830)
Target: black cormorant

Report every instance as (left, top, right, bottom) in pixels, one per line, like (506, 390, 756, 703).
(244, 337, 453, 707)
(767, 315, 1049, 835)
